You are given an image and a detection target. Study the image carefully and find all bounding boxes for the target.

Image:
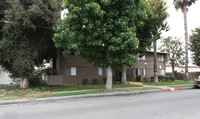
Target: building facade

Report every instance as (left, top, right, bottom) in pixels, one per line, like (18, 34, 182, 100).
(47, 52, 168, 85)
(0, 68, 16, 85)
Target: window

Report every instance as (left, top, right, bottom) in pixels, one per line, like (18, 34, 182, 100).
(137, 53, 145, 60)
(159, 65, 162, 69)
(66, 67, 76, 76)
(136, 69, 146, 75)
(98, 67, 106, 76)
(159, 69, 165, 75)
(158, 55, 164, 61)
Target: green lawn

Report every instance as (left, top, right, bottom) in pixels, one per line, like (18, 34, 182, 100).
(169, 85, 194, 88)
(51, 84, 142, 92)
(147, 80, 193, 86)
(39, 87, 160, 98)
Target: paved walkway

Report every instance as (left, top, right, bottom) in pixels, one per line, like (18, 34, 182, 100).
(52, 84, 189, 94)
(143, 85, 171, 89)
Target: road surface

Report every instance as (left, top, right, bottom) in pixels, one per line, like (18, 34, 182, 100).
(1, 89, 200, 119)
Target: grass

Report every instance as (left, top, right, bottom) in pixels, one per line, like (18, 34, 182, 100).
(0, 90, 51, 101)
(169, 85, 194, 88)
(147, 80, 193, 86)
(39, 87, 160, 98)
(51, 84, 142, 92)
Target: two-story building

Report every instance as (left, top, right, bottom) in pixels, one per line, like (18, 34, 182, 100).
(47, 51, 168, 85)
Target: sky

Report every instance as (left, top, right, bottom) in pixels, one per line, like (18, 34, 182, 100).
(161, 0, 200, 66)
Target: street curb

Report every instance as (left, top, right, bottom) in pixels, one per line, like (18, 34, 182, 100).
(0, 87, 193, 105)
(161, 87, 193, 91)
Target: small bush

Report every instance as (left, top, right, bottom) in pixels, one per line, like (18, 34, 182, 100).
(150, 76, 154, 82)
(136, 75, 142, 82)
(102, 77, 106, 84)
(0, 85, 20, 91)
(92, 78, 98, 85)
(29, 75, 46, 87)
(168, 76, 175, 82)
(143, 77, 149, 83)
(113, 75, 121, 84)
(82, 79, 89, 85)
(165, 76, 170, 82)
(158, 76, 165, 82)
(30, 85, 50, 91)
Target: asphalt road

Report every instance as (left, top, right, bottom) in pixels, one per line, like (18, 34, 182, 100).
(1, 89, 200, 119)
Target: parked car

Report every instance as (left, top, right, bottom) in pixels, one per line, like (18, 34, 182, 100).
(194, 75, 200, 88)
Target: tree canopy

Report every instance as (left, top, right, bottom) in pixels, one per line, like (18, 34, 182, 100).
(0, 0, 60, 79)
(190, 28, 200, 66)
(159, 36, 184, 77)
(144, 0, 168, 82)
(54, 0, 148, 70)
(173, 0, 196, 11)
(54, 0, 148, 89)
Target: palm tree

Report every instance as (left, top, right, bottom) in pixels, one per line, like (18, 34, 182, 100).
(173, 0, 196, 81)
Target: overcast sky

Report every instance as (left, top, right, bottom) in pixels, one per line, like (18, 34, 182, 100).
(161, 0, 200, 66)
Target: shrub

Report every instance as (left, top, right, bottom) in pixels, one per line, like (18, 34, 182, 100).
(164, 76, 170, 82)
(0, 85, 20, 91)
(102, 77, 106, 84)
(30, 85, 50, 91)
(136, 75, 142, 82)
(82, 79, 88, 85)
(168, 76, 175, 82)
(28, 75, 46, 87)
(150, 76, 154, 82)
(158, 76, 165, 82)
(143, 77, 149, 83)
(92, 78, 98, 85)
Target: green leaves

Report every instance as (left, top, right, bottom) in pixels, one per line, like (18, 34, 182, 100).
(159, 37, 185, 66)
(54, 0, 146, 71)
(190, 28, 200, 66)
(0, 0, 60, 78)
(173, 0, 197, 11)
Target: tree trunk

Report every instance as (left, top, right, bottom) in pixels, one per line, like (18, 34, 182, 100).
(106, 65, 113, 89)
(153, 40, 158, 82)
(172, 64, 175, 78)
(183, 1, 189, 81)
(20, 77, 28, 89)
(106, 50, 112, 89)
(121, 66, 127, 84)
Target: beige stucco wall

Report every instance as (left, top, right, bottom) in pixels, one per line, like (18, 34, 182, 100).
(166, 66, 200, 73)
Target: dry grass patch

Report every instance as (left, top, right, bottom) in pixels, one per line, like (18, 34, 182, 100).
(0, 89, 51, 100)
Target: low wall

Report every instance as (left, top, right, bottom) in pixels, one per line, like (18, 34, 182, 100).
(46, 75, 63, 85)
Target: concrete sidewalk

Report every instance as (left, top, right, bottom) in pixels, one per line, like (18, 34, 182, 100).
(51, 85, 170, 94)
(52, 84, 190, 94)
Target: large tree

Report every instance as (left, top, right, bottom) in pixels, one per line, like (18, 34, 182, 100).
(190, 28, 200, 66)
(173, 0, 196, 81)
(54, 0, 147, 89)
(159, 36, 185, 77)
(0, 0, 12, 41)
(0, 0, 60, 88)
(145, 0, 168, 82)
